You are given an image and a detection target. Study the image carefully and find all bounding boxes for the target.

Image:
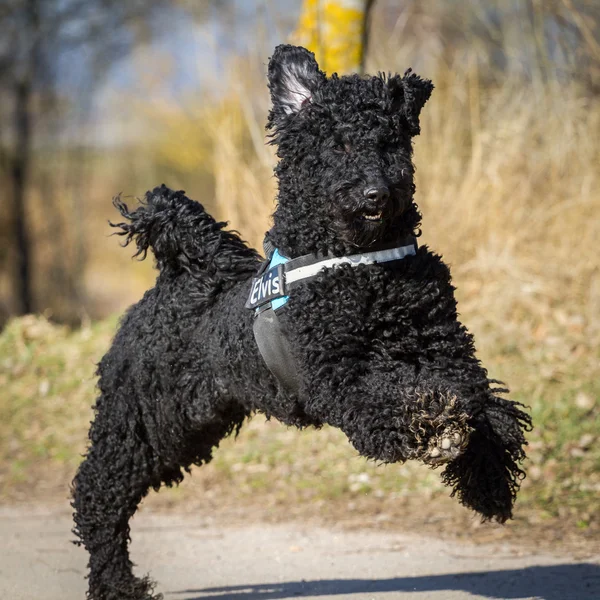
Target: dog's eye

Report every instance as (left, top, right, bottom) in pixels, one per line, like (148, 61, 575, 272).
(334, 141, 352, 154)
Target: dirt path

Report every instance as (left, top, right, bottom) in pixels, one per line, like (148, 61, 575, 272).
(1, 505, 599, 600)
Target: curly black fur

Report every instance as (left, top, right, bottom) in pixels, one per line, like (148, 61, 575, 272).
(72, 45, 531, 600)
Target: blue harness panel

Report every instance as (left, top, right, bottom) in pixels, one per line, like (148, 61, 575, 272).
(245, 248, 291, 312)
(267, 249, 289, 310)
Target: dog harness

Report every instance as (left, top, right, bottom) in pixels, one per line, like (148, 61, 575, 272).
(246, 237, 418, 396)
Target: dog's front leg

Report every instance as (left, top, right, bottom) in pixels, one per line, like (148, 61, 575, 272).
(308, 371, 530, 522)
(441, 391, 532, 523)
(307, 370, 473, 467)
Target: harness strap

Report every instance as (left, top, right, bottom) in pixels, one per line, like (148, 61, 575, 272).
(246, 238, 418, 312)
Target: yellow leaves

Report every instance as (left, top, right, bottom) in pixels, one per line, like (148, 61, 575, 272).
(292, 0, 369, 74)
(148, 105, 209, 174)
(142, 84, 274, 249)
(144, 97, 247, 175)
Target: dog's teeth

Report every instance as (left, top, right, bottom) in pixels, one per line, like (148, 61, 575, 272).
(441, 438, 452, 450)
(430, 447, 441, 458)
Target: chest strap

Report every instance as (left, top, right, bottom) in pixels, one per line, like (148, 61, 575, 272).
(245, 240, 417, 312)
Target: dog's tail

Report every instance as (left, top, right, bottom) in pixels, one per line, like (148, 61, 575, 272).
(111, 184, 260, 279)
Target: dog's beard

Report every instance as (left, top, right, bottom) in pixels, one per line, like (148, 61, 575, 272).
(345, 217, 388, 248)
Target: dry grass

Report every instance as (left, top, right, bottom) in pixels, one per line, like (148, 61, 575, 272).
(0, 316, 113, 497)
(0, 314, 598, 548)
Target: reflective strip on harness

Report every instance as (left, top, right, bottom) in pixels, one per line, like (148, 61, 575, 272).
(285, 244, 417, 285)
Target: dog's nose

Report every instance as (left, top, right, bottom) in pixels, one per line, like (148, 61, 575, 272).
(364, 186, 390, 206)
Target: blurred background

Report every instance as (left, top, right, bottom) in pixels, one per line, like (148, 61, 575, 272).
(0, 0, 599, 547)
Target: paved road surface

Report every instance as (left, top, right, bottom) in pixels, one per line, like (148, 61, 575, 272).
(1, 506, 599, 600)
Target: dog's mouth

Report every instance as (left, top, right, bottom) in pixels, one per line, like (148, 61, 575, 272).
(360, 210, 384, 223)
(355, 191, 409, 225)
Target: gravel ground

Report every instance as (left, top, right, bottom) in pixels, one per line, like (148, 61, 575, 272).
(1, 505, 599, 600)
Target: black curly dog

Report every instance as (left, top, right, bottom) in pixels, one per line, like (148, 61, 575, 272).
(72, 45, 531, 600)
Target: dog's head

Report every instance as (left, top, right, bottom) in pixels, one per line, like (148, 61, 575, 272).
(267, 45, 433, 256)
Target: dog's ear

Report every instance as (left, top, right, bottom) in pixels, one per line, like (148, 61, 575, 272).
(388, 69, 434, 136)
(268, 45, 325, 118)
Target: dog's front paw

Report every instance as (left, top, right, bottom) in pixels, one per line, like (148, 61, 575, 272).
(408, 388, 472, 466)
(425, 427, 470, 465)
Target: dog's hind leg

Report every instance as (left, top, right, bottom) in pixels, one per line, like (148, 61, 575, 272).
(72, 384, 249, 600)
(72, 390, 169, 600)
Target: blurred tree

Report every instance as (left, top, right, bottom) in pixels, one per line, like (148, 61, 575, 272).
(0, 0, 168, 319)
(292, 0, 375, 74)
